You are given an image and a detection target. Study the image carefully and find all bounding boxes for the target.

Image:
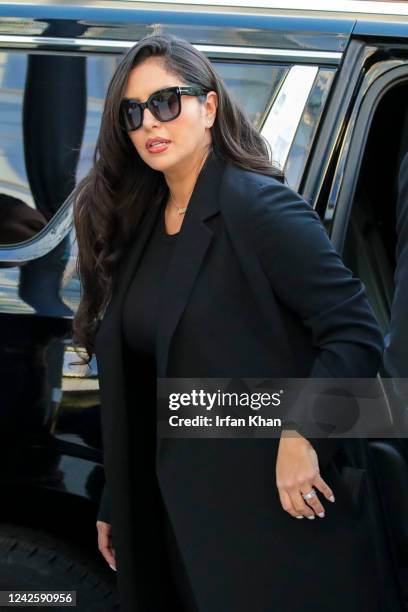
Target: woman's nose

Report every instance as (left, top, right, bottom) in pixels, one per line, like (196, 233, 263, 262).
(143, 107, 160, 129)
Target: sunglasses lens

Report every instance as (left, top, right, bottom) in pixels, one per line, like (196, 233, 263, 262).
(122, 102, 142, 131)
(121, 88, 183, 130)
(150, 90, 180, 121)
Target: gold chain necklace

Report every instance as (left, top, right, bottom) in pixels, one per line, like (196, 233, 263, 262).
(169, 191, 188, 215)
(168, 153, 208, 215)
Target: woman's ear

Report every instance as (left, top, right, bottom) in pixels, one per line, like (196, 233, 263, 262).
(204, 91, 218, 127)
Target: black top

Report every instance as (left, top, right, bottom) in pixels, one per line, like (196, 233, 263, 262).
(122, 202, 179, 368)
(121, 202, 195, 610)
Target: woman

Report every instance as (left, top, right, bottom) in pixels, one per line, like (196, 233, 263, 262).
(73, 34, 385, 612)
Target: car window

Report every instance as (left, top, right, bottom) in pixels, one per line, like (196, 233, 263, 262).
(284, 68, 335, 191)
(214, 61, 288, 127)
(0, 52, 90, 246)
(76, 58, 288, 184)
(0, 51, 302, 246)
(259, 65, 335, 190)
(0, 52, 121, 247)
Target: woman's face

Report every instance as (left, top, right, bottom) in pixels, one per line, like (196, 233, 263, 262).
(122, 56, 217, 174)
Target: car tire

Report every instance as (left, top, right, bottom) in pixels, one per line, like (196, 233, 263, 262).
(0, 523, 119, 611)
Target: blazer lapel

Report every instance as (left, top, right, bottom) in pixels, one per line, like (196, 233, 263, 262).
(156, 151, 227, 377)
(95, 151, 226, 379)
(95, 196, 162, 350)
(94, 197, 162, 448)
(94, 151, 227, 467)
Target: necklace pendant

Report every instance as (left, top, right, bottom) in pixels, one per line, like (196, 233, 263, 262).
(169, 191, 188, 215)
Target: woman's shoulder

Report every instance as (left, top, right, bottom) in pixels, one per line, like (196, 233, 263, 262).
(222, 160, 318, 226)
(223, 160, 284, 193)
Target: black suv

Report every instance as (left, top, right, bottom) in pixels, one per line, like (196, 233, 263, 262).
(0, 1, 407, 609)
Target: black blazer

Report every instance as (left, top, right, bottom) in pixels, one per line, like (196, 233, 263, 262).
(94, 150, 384, 612)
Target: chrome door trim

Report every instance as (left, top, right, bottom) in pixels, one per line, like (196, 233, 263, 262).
(0, 193, 74, 263)
(325, 59, 408, 229)
(0, 35, 343, 63)
(261, 65, 319, 171)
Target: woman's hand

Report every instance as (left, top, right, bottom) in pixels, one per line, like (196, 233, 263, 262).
(276, 429, 335, 519)
(96, 520, 117, 570)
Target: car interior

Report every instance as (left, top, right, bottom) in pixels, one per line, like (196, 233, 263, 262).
(342, 77, 408, 605)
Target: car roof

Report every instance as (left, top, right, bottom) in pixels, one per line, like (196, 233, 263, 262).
(2, 0, 408, 18)
(87, 0, 408, 18)
(0, 0, 407, 56)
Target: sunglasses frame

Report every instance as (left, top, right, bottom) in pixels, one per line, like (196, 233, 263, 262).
(120, 85, 209, 132)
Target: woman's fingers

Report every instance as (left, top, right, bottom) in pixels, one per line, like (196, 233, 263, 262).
(276, 432, 336, 519)
(298, 487, 325, 517)
(109, 547, 117, 572)
(298, 473, 336, 517)
(312, 473, 336, 503)
(279, 485, 326, 519)
(96, 520, 117, 570)
(293, 488, 322, 518)
(277, 489, 305, 519)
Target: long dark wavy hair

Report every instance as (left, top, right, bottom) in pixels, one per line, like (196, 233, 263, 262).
(72, 33, 284, 365)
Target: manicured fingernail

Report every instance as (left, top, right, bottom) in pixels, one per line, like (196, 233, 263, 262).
(109, 565, 117, 572)
(329, 495, 335, 502)
(295, 515, 304, 519)
(307, 515, 315, 519)
(317, 512, 325, 518)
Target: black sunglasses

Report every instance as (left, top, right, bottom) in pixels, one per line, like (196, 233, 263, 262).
(120, 85, 209, 132)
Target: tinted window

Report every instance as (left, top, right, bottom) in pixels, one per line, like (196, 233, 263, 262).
(0, 52, 289, 246)
(214, 62, 288, 126)
(0, 52, 120, 246)
(258, 64, 335, 189)
(284, 68, 335, 190)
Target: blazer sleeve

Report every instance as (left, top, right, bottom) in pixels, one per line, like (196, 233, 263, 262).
(248, 179, 384, 465)
(96, 481, 112, 523)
